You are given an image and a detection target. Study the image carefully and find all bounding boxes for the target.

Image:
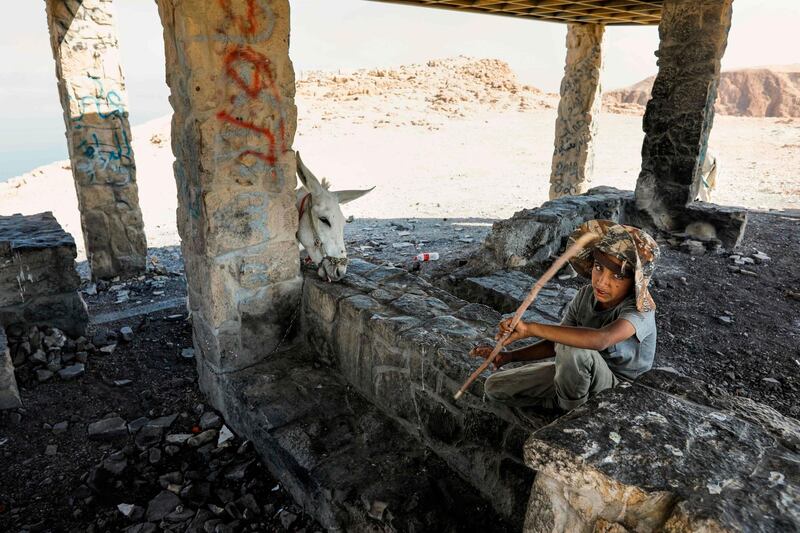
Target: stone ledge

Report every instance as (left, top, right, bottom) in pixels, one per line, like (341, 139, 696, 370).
(302, 259, 554, 524)
(523, 369, 800, 532)
(196, 348, 512, 532)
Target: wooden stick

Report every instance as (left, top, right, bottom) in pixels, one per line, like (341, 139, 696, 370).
(453, 233, 596, 401)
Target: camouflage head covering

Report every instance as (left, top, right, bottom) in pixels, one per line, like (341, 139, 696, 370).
(567, 220, 660, 312)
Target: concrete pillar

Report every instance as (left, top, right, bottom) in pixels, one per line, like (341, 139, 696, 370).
(45, 0, 147, 280)
(635, 0, 733, 230)
(549, 23, 605, 200)
(156, 0, 301, 386)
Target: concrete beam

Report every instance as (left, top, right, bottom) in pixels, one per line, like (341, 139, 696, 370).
(45, 0, 147, 280)
(549, 23, 605, 200)
(635, 0, 733, 230)
(155, 0, 301, 384)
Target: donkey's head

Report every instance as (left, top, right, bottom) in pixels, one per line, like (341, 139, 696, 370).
(296, 152, 373, 282)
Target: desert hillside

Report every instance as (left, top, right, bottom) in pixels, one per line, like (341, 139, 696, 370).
(604, 65, 800, 117)
(296, 56, 557, 125)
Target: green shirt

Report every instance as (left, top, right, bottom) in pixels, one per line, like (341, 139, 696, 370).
(561, 285, 656, 379)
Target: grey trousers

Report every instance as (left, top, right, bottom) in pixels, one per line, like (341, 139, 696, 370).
(484, 344, 619, 411)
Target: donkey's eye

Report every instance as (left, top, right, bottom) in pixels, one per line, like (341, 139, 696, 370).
(319, 217, 331, 227)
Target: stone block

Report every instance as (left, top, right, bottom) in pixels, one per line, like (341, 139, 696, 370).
(523, 370, 800, 532)
(0, 213, 88, 337)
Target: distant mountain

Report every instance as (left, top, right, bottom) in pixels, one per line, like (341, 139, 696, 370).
(603, 65, 800, 117)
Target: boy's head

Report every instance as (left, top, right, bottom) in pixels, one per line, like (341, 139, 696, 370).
(590, 249, 635, 309)
(567, 220, 660, 312)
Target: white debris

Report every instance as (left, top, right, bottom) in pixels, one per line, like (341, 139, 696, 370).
(217, 425, 234, 447)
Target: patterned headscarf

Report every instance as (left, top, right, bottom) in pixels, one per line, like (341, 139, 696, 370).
(567, 220, 660, 312)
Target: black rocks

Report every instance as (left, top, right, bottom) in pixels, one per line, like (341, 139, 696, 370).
(145, 490, 181, 522)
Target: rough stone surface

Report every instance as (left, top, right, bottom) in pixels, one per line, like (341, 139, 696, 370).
(635, 0, 734, 231)
(482, 186, 646, 272)
(196, 345, 511, 532)
(302, 259, 551, 524)
(523, 369, 800, 532)
(0, 327, 22, 410)
(454, 270, 577, 325)
(45, 0, 147, 280)
(550, 23, 604, 200)
(0, 212, 88, 337)
(156, 0, 302, 379)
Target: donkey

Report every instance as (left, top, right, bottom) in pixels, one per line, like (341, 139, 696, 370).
(697, 152, 718, 203)
(295, 152, 373, 282)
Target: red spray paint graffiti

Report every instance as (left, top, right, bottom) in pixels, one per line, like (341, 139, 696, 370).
(218, 0, 261, 38)
(215, 46, 286, 167)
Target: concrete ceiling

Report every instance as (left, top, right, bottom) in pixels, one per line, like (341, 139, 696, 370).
(365, 0, 663, 25)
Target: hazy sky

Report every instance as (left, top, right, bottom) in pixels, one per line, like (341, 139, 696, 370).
(1, 0, 798, 180)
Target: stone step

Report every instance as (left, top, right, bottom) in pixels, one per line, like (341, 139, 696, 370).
(455, 270, 577, 324)
(197, 347, 512, 532)
(302, 259, 555, 526)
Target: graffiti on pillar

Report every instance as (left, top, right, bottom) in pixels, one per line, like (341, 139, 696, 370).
(72, 77, 126, 127)
(69, 76, 135, 186)
(211, 0, 288, 186)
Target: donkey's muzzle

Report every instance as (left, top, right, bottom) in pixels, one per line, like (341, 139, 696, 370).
(321, 256, 348, 282)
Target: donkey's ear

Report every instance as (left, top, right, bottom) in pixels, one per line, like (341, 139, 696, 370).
(296, 152, 324, 194)
(335, 187, 375, 205)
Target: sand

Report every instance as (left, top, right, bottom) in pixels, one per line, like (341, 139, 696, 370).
(2, 58, 799, 261)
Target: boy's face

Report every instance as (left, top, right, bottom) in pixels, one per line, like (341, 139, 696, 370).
(591, 252, 634, 309)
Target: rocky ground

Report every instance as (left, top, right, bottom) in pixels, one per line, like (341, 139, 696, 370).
(0, 253, 319, 533)
(1, 208, 799, 532)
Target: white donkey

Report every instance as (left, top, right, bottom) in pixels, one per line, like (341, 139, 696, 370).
(697, 152, 718, 202)
(295, 152, 373, 282)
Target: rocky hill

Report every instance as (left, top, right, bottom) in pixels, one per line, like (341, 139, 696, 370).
(297, 56, 557, 121)
(603, 65, 800, 117)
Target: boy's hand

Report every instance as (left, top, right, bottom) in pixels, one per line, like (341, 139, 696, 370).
(469, 345, 511, 370)
(495, 318, 528, 345)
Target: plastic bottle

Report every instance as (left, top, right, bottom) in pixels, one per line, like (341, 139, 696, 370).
(413, 252, 439, 262)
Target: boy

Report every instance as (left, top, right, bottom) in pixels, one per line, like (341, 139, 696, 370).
(470, 220, 660, 411)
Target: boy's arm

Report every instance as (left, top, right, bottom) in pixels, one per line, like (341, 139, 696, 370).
(515, 319, 636, 352)
(496, 317, 636, 351)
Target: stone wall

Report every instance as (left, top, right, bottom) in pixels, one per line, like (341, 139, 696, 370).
(549, 23, 604, 200)
(635, 0, 734, 230)
(156, 0, 301, 387)
(302, 259, 547, 524)
(523, 369, 800, 532)
(482, 186, 646, 273)
(45, 0, 147, 280)
(0, 213, 88, 337)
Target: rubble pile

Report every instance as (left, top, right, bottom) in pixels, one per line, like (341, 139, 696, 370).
(6, 325, 94, 386)
(11, 408, 317, 533)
